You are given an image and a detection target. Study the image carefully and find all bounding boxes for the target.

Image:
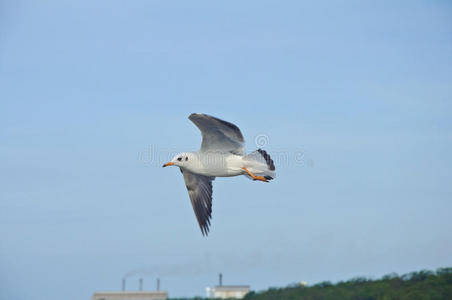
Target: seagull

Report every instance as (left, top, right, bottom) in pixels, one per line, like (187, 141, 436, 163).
(162, 113, 276, 236)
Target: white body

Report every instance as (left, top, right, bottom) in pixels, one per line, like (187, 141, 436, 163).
(176, 151, 275, 179)
(188, 152, 243, 177)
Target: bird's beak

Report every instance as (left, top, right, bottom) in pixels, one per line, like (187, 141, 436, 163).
(162, 162, 174, 167)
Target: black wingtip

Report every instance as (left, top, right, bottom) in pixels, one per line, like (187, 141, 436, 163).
(188, 113, 197, 121)
(257, 148, 276, 171)
(201, 226, 209, 236)
(189, 112, 203, 119)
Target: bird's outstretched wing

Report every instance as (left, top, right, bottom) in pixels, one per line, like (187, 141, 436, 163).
(189, 113, 245, 155)
(181, 169, 215, 236)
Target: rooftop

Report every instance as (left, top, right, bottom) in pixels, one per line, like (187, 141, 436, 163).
(212, 285, 250, 291)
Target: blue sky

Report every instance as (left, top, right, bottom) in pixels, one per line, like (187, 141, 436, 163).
(1, 1, 452, 299)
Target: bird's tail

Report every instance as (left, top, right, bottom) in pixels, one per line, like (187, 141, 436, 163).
(242, 149, 276, 180)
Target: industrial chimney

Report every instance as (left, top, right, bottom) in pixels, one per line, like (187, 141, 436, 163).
(219, 273, 223, 286)
(139, 278, 143, 291)
(156, 278, 160, 291)
(122, 279, 126, 291)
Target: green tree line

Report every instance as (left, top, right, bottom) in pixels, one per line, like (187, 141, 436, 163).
(170, 267, 452, 300)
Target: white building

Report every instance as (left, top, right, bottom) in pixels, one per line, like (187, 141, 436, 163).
(206, 285, 250, 299)
(91, 291, 168, 300)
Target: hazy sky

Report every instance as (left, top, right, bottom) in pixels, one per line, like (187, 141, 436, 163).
(1, 1, 451, 299)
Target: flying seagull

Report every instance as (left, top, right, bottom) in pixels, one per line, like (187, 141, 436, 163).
(162, 113, 276, 236)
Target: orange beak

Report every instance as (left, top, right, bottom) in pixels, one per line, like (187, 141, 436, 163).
(162, 162, 174, 167)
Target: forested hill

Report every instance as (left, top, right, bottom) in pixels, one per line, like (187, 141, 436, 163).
(171, 267, 452, 300)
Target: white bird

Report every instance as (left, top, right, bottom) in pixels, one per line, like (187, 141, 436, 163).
(163, 113, 276, 236)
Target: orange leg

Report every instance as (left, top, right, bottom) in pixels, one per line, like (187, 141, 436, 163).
(241, 167, 268, 182)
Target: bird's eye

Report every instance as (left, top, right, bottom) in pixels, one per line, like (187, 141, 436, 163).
(177, 157, 182, 161)
(185, 157, 188, 161)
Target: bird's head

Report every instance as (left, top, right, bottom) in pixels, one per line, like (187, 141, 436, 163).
(162, 152, 194, 168)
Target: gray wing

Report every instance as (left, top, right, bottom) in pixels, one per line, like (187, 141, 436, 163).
(189, 113, 245, 155)
(181, 169, 215, 236)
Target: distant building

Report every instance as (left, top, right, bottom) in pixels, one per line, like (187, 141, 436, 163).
(206, 273, 250, 299)
(91, 291, 167, 300)
(206, 285, 250, 299)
